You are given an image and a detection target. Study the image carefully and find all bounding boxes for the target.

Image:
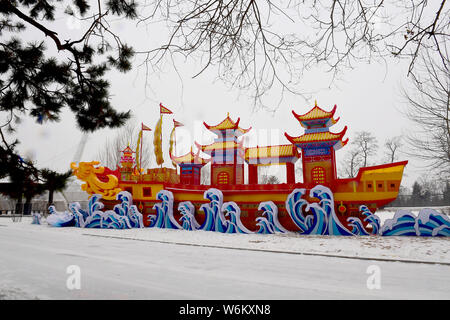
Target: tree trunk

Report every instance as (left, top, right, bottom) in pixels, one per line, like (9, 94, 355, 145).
(15, 192, 23, 216)
(46, 189, 54, 217)
(24, 196, 32, 216)
(48, 189, 54, 206)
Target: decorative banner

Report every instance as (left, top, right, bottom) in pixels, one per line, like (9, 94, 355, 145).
(173, 119, 184, 127)
(159, 103, 173, 115)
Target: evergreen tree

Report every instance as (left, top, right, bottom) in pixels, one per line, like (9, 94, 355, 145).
(0, 0, 137, 199)
(40, 168, 73, 209)
(0, 154, 43, 214)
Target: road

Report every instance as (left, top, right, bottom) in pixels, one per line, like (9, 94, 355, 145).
(0, 223, 449, 300)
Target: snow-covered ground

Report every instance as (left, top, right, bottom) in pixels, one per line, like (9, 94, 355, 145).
(0, 213, 449, 300)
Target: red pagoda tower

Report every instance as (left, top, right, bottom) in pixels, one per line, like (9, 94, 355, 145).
(285, 102, 348, 187)
(119, 145, 135, 181)
(196, 114, 251, 185)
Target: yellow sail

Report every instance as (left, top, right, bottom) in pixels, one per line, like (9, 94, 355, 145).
(153, 116, 164, 166)
(135, 129, 142, 171)
(169, 127, 176, 168)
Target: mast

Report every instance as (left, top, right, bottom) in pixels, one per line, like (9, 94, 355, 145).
(159, 113, 162, 168)
(140, 123, 143, 171)
(136, 123, 152, 174)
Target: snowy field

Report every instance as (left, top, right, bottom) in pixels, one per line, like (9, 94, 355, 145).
(0, 209, 449, 300)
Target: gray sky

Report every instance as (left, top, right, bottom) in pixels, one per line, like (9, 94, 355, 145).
(8, 3, 429, 190)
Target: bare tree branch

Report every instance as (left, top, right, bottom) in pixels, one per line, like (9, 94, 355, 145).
(401, 47, 450, 178)
(134, 1, 449, 109)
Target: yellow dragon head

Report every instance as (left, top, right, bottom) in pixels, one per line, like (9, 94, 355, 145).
(70, 161, 121, 200)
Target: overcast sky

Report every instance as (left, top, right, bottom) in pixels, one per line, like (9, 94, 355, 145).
(8, 3, 430, 190)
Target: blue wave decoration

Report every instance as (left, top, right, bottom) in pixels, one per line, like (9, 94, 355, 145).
(347, 205, 381, 235)
(178, 201, 200, 231)
(361, 205, 381, 235)
(151, 190, 181, 229)
(70, 194, 104, 228)
(48, 184, 449, 237)
(285, 186, 353, 235)
(46, 206, 75, 227)
(285, 188, 310, 233)
(69, 202, 88, 227)
(114, 192, 144, 228)
(256, 201, 289, 234)
(312, 186, 354, 236)
(150, 189, 252, 234)
(31, 212, 41, 225)
(256, 216, 273, 234)
(143, 186, 450, 237)
(380, 209, 450, 236)
(282, 185, 449, 237)
(222, 202, 253, 234)
(48, 191, 143, 229)
(200, 188, 224, 232)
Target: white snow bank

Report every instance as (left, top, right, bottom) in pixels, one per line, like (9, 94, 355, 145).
(2, 215, 449, 264)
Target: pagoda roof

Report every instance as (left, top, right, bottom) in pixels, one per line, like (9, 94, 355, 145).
(285, 126, 349, 147)
(170, 148, 209, 166)
(245, 144, 300, 161)
(203, 114, 251, 135)
(292, 102, 339, 128)
(195, 140, 244, 153)
(120, 146, 135, 154)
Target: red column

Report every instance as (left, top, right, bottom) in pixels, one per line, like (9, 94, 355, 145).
(286, 162, 295, 184)
(211, 164, 216, 184)
(248, 164, 258, 184)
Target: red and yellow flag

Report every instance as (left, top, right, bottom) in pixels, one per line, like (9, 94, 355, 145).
(159, 103, 173, 115)
(141, 123, 152, 131)
(173, 119, 184, 128)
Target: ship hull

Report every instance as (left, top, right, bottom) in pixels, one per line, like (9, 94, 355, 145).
(93, 161, 408, 232)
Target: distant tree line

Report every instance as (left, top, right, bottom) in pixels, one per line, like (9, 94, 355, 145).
(386, 179, 450, 207)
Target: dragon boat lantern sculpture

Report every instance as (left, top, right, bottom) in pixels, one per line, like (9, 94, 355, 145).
(70, 102, 410, 232)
